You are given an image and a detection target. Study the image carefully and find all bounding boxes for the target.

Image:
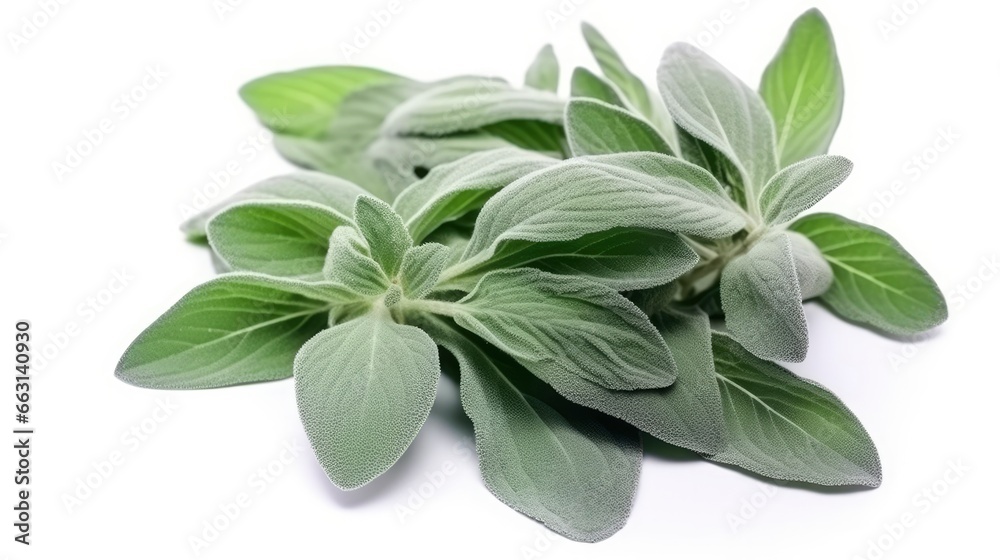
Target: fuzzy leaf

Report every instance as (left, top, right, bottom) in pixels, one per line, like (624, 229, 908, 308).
(448, 269, 676, 391)
(399, 243, 450, 299)
(787, 231, 833, 299)
(354, 196, 413, 277)
(240, 66, 403, 138)
(294, 311, 440, 490)
(181, 172, 367, 241)
(382, 78, 565, 137)
(392, 148, 557, 242)
(581, 23, 655, 120)
(721, 231, 809, 362)
(323, 226, 390, 297)
(459, 153, 746, 274)
(658, 44, 778, 203)
(525, 44, 560, 92)
(116, 274, 359, 389)
(790, 213, 947, 335)
(424, 317, 641, 542)
(570, 67, 626, 107)
(565, 98, 673, 157)
(759, 155, 853, 224)
(760, 9, 844, 167)
(708, 332, 882, 487)
(207, 201, 351, 280)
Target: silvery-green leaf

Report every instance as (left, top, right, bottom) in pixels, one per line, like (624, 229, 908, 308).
(708, 332, 882, 487)
(657, 43, 778, 206)
(323, 226, 390, 297)
(581, 23, 655, 121)
(181, 172, 368, 241)
(116, 274, 359, 389)
(442, 228, 699, 293)
(399, 243, 450, 299)
(480, 120, 567, 156)
(458, 153, 746, 273)
(421, 316, 641, 542)
(570, 67, 626, 107)
(393, 148, 558, 242)
(294, 311, 440, 490)
(524, 44, 559, 92)
(240, 66, 404, 137)
(446, 269, 676, 391)
(759, 155, 853, 225)
(382, 78, 565, 137)
(565, 99, 673, 157)
(760, 9, 844, 167)
(790, 213, 947, 335)
(721, 231, 808, 362)
(787, 231, 833, 299)
(425, 223, 473, 268)
(207, 201, 351, 281)
(353, 196, 413, 277)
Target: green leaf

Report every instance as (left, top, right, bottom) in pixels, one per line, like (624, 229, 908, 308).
(442, 228, 699, 293)
(657, 43, 778, 207)
(294, 311, 440, 490)
(721, 231, 808, 362)
(399, 243, 450, 299)
(422, 316, 641, 542)
(392, 148, 557, 242)
(323, 226, 390, 297)
(787, 231, 833, 299)
(790, 213, 947, 335)
(445, 269, 677, 391)
(382, 77, 565, 137)
(116, 274, 360, 389)
(239, 66, 403, 137)
(457, 153, 746, 274)
(206, 201, 351, 280)
(181, 172, 368, 241)
(759, 155, 853, 225)
(565, 99, 673, 157)
(480, 120, 567, 157)
(760, 9, 844, 167)
(708, 332, 882, 487)
(581, 23, 655, 120)
(525, 44, 559, 92)
(353, 196, 413, 277)
(570, 67, 626, 107)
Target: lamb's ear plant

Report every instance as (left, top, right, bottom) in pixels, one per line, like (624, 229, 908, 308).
(120, 8, 946, 542)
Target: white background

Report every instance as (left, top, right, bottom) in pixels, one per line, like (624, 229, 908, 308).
(2, 0, 998, 558)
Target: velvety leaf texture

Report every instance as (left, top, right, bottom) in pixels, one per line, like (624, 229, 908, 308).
(294, 311, 440, 490)
(581, 23, 655, 120)
(322, 226, 390, 297)
(450, 269, 677, 391)
(787, 230, 834, 300)
(570, 67, 627, 107)
(423, 317, 641, 542)
(392, 148, 557, 242)
(207, 200, 351, 280)
(181, 172, 368, 240)
(790, 213, 947, 335)
(565, 98, 673, 157)
(525, 44, 560, 92)
(759, 155, 853, 225)
(116, 274, 360, 389)
(353, 196, 413, 278)
(657, 43, 779, 202)
(399, 243, 450, 299)
(382, 77, 566, 137)
(708, 333, 882, 487)
(721, 231, 809, 362)
(760, 8, 845, 167)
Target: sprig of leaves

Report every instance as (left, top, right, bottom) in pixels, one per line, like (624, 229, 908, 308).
(119, 8, 946, 543)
